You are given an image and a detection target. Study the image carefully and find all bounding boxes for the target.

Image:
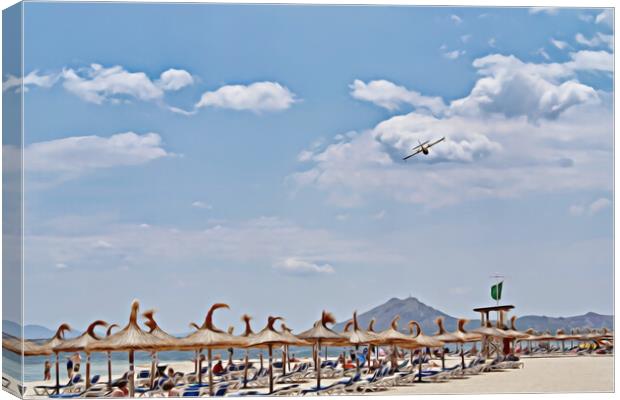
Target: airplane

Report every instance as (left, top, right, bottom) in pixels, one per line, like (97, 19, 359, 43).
(402, 137, 446, 160)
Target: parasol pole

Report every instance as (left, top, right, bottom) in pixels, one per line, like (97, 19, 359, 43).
(243, 352, 249, 388)
(198, 348, 203, 384)
(85, 352, 91, 389)
(54, 352, 60, 394)
(268, 344, 274, 393)
(128, 349, 135, 397)
(316, 338, 322, 390)
(208, 348, 214, 396)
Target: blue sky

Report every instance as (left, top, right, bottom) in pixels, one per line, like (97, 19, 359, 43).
(4, 3, 613, 333)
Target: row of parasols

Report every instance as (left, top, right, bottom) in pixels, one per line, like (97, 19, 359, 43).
(3, 300, 614, 396)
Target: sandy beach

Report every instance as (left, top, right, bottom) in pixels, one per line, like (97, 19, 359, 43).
(12, 354, 612, 397)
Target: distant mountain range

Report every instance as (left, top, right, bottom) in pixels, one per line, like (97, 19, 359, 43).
(4, 297, 613, 339)
(332, 296, 612, 334)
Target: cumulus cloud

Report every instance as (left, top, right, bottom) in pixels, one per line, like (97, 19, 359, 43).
(450, 14, 462, 24)
(349, 79, 446, 114)
(292, 52, 612, 208)
(156, 69, 194, 91)
(450, 53, 602, 120)
(60, 64, 193, 104)
(3, 70, 59, 93)
(569, 197, 611, 216)
(23, 132, 171, 174)
(195, 81, 297, 112)
(273, 257, 335, 276)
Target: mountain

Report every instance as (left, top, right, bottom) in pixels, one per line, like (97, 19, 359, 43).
(3, 320, 57, 339)
(333, 296, 460, 334)
(514, 312, 613, 332)
(333, 297, 613, 334)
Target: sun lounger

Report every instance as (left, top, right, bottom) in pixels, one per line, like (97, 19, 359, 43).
(34, 374, 82, 396)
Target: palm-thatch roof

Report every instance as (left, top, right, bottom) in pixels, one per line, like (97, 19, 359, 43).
(501, 316, 530, 339)
(248, 317, 308, 347)
(433, 318, 480, 343)
(342, 311, 380, 345)
(86, 300, 173, 352)
(298, 311, 345, 345)
(54, 320, 108, 353)
(2, 336, 49, 356)
(176, 303, 246, 350)
(470, 320, 511, 338)
(377, 316, 419, 347)
(408, 320, 444, 348)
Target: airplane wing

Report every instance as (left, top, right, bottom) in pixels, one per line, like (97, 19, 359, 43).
(411, 140, 430, 150)
(427, 137, 446, 148)
(402, 148, 423, 160)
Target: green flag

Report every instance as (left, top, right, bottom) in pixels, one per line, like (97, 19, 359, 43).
(491, 281, 503, 301)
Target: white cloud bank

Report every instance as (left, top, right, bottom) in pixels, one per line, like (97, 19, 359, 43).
(273, 257, 335, 276)
(61, 64, 194, 104)
(195, 81, 297, 113)
(2, 70, 59, 93)
(293, 51, 612, 208)
(23, 132, 171, 173)
(350, 79, 445, 114)
(569, 198, 611, 216)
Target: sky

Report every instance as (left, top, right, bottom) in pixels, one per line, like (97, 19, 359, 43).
(3, 3, 613, 334)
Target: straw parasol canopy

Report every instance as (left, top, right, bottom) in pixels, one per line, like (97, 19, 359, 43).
(86, 300, 173, 397)
(433, 318, 481, 369)
(408, 321, 444, 348)
(377, 316, 419, 347)
(239, 314, 255, 388)
(142, 310, 177, 342)
(535, 330, 555, 341)
(248, 316, 309, 393)
(54, 320, 108, 389)
(2, 336, 49, 356)
(176, 303, 245, 395)
(502, 316, 530, 340)
(298, 311, 345, 389)
(345, 311, 381, 346)
(471, 320, 511, 339)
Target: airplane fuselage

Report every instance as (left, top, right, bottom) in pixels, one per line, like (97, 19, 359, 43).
(422, 146, 429, 155)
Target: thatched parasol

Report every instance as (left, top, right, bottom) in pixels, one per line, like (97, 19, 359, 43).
(408, 321, 444, 381)
(86, 300, 173, 397)
(175, 303, 245, 395)
(366, 318, 379, 369)
(248, 316, 308, 393)
(434, 318, 481, 369)
(298, 311, 344, 389)
(343, 311, 380, 372)
(2, 336, 48, 356)
(54, 320, 108, 389)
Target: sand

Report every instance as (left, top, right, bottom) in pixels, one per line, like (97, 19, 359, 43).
(11, 355, 613, 397)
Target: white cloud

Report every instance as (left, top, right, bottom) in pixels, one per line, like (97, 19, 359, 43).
(443, 49, 466, 60)
(292, 52, 612, 208)
(372, 210, 387, 220)
(55, 263, 68, 269)
(349, 79, 446, 114)
(488, 38, 497, 48)
(529, 7, 558, 15)
(273, 257, 335, 276)
(595, 9, 612, 26)
(568, 50, 613, 72)
(156, 69, 194, 91)
(450, 14, 462, 24)
(570, 198, 611, 216)
(93, 240, 113, 249)
(450, 53, 602, 121)
(24, 132, 171, 173)
(461, 34, 472, 43)
(61, 64, 193, 104)
(195, 81, 297, 112)
(575, 33, 614, 50)
(3, 70, 59, 93)
(536, 48, 551, 60)
(192, 201, 213, 209)
(578, 14, 595, 23)
(335, 214, 349, 221)
(550, 38, 568, 50)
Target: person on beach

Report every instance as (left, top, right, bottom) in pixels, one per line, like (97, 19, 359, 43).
(213, 360, 225, 375)
(44, 360, 51, 381)
(71, 353, 81, 373)
(110, 380, 129, 397)
(66, 357, 74, 380)
(162, 379, 181, 397)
